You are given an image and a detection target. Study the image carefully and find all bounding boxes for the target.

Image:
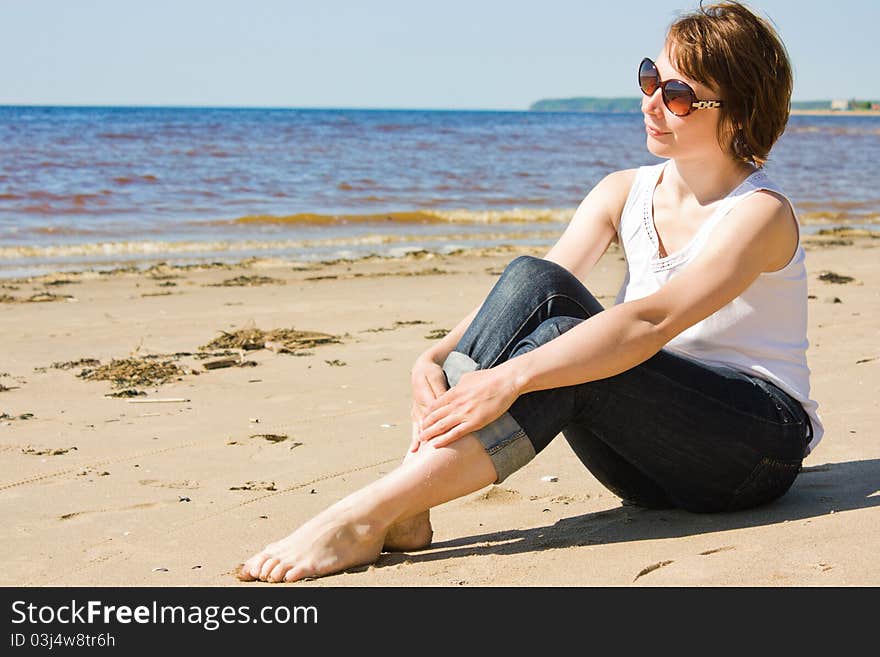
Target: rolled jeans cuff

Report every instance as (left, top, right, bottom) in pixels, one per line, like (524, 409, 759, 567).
(441, 351, 536, 483)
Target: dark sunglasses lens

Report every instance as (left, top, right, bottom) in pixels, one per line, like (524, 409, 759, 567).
(663, 80, 695, 116)
(639, 59, 659, 96)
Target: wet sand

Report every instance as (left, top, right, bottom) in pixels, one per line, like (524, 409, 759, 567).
(1, 232, 878, 587)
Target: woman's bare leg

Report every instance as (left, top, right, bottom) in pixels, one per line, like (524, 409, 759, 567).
(237, 434, 497, 583)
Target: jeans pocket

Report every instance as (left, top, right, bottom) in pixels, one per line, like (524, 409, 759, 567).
(751, 377, 804, 427)
(726, 456, 802, 511)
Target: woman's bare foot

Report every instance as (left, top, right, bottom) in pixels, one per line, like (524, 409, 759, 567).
(237, 433, 497, 583)
(237, 508, 386, 583)
(383, 511, 433, 552)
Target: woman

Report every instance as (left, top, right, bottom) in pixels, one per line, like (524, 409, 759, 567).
(238, 0, 822, 584)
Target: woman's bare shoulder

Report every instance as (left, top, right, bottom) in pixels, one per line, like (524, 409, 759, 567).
(588, 169, 639, 232)
(599, 168, 639, 191)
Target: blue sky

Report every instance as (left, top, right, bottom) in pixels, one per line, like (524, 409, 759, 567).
(2, 0, 876, 109)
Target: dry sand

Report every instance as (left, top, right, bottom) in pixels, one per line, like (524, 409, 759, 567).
(1, 232, 878, 587)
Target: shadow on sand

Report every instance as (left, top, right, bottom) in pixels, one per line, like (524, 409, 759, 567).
(376, 459, 880, 568)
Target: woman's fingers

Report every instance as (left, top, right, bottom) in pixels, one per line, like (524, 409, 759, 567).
(409, 359, 453, 452)
(409, 421, 421, 453)
(419, 401, 456, 436)
(418, 411, 464, 445)
(413, 373, 445, 417)
(412, 383, 435, 410)
(427, 423, 470, 449)
(426, 370, 448, 398)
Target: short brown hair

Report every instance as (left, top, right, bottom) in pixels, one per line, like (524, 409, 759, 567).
(667, 1, 793, 167)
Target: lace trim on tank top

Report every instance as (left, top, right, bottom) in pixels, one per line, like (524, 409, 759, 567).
(641, 165, 769, 273)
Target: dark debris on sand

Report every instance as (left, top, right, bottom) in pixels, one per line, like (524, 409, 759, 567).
(22, 445, 75, 456)
(26, 292, 75, 303)
(229, 480, 277, 491)
(1, 293, 74, 303)
(816, 227, 880, 239)
(818, 271, 855, 284)
(362, 320, 429, 333)
(42, 279, 80, 286)
(249, 433, 293, 443)
(78, 358, 185, 389)
(52, 358, 101, 370)
(207, 275, 284, 287)
(104, 389, 147, 398)
(200, 328, 341, 353)
(1, 412, 35, 421)
(425, 328, 450, 340)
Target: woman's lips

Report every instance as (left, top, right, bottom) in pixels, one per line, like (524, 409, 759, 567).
(646, 125, 670, 137)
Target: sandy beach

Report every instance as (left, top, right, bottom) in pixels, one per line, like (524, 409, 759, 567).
(1, 228, 878, 587)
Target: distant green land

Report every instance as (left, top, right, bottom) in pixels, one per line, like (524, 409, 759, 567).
(529, 97, 642, 113)
(528, 97, 877, 112)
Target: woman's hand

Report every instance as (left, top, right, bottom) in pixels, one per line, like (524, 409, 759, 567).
(414, 366, 521, 450)
(409, 355, 449, 451)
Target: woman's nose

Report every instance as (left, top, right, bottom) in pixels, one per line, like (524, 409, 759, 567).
(641, 88, 664, 115)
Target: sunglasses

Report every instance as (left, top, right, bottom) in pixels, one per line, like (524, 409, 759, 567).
(638, 58, 724, 117)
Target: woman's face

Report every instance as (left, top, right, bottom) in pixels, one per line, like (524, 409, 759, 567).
(642, 44, 725, 161)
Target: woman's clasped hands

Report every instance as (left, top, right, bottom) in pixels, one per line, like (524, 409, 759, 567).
(411, 364, 521, 452)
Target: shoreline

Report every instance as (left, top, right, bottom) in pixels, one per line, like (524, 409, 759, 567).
(0, 220, 880, 282)
(0, 222, 877, 283)
(0, 219, 880, 284)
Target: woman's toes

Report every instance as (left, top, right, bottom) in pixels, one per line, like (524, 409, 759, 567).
(235, 563, 255, 581)
(258, 557, 280, 581)
(242, 553, 269, 580)
(284, 565, 311, 583)
(267, 562, 291, 583)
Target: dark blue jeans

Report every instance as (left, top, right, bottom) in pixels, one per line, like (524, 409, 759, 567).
(442, 255, 811, 513)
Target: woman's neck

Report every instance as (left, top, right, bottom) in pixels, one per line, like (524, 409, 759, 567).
(663, 155, 757, 207)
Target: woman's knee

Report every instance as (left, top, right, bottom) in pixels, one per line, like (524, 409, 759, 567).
(498, 256, 570, 294)
(498, 256, 602, 316)
(502, 255, 568, 285)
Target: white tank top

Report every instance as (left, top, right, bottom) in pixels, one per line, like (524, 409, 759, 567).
(614, 161, 823, 454)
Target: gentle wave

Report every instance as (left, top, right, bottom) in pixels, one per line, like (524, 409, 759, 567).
(227, 207, 574, 226)
(0, 229, 565, 260)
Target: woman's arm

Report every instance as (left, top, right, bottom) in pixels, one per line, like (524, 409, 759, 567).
(542, 169, 635, 281)
(416, 191, 797, 447)
(505, 191, 796, 394)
